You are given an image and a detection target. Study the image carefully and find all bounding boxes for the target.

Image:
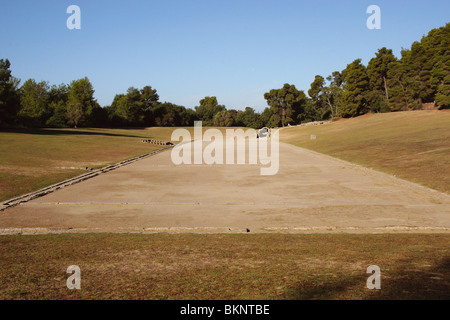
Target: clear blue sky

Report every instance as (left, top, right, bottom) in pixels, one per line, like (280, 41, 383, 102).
(1, 0, 449, 111)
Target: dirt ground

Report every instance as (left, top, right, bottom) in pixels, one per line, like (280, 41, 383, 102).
(1, 138, 449, 234)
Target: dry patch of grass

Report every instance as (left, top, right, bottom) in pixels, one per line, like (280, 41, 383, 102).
(281, 110, 450, 194)
(0, 233, 448, 300)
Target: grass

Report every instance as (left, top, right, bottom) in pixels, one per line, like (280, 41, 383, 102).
(280, 110, 450, 194)
(0, 233, 448, 300)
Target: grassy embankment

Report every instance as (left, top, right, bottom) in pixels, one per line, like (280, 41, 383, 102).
(280, 110, 450, 194)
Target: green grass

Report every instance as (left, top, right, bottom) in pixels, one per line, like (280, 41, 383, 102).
(280, 110, 450, 194)
(0, 233, 448, 300)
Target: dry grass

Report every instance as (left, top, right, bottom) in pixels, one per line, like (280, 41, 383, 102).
(0, 233, 448, 300)
(280, 110, 450, 194)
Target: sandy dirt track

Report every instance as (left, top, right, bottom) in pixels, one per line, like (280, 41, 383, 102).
(1, 140, 449, 234)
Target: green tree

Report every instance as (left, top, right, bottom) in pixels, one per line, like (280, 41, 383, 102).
(408, 41, 435, 107)
(213, 110, 236, 127)
(0, 59, 20, 127)
(108, 85, 159, 127)
(264, 83, 308, 127)
(426, 23, 450, 108)
(46, 84, 69, 127)
(259, 107, 272, 127)
(140, 85, 159, 125)
(434, 54, 450, 108)
(46, 100, 68, 128)
(66, 77, 98, 128)
(325, 71, 344, 118)
(367, 47, 397, 112)
(340, 59, 370, 117)
(18, 79, 50, 127)
(308, 75, 325, 101)
(308, 75, 331, 120)
(152, 102, 193, 127)
(178, 107, 197, 126)
(195, 96, 226, 126)
(234, 107, 262, 128)
(387, 54, 415, 111)
(386, 23, 450, 110)
(116, 87, 145, 126)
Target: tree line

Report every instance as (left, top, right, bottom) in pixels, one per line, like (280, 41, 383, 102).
(1, 23, 448, 129)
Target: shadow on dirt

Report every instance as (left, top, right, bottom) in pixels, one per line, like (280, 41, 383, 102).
(0, 128, 150, 139)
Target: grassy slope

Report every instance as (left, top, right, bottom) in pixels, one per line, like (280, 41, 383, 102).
(0, 233, 448, 300)
(280, 110, 450, 194)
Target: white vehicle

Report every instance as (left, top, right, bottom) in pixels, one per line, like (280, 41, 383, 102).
(258, 127, 270, 138)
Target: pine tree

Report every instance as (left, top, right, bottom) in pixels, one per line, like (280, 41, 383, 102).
(367, 47, 397, 112)
(0, 59, 20, 127)
(340, 59, 370, 117)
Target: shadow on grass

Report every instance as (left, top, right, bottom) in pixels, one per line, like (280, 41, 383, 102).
(288, 257, 450, 300)
(287, 274, 366, 300)
(371, 256, 450, 300)
(0, 128, 150, 139)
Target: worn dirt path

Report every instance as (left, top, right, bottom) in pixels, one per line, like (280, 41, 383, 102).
(1, 139, 449, 234)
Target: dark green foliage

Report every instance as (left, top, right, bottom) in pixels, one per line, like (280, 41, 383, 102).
(108, 86, 159, 127)
(46, 100, 69, 128)
(213, 110, 235, 127)
(234, 107, 263, 128)
(324, 71, 344, 118)
(264, 83, 308, 127)
(428, 25, 450, 109)
(0, 59, 20, 127)
(18, 79, 51, 127)
(153, 102, 195, 127)
(367, 47, 397, 112)
(340, 59, 370, 117)
(307, 75, 340, 121)
(195, 96, 226, 126)
(66, 77, 100, 128)
(387, 57, 416, 111)
(259, 107, 272, 127)
(388, 23, 450, 110)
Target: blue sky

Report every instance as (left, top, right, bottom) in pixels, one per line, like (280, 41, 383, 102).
(1, 0, 449, 111)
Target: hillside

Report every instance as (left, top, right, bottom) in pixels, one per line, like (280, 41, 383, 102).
(280, 110, 450, 194)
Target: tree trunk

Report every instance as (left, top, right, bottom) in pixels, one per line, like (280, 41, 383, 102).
(326, 97, 334, 117)
(383, 76, 389, 101)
